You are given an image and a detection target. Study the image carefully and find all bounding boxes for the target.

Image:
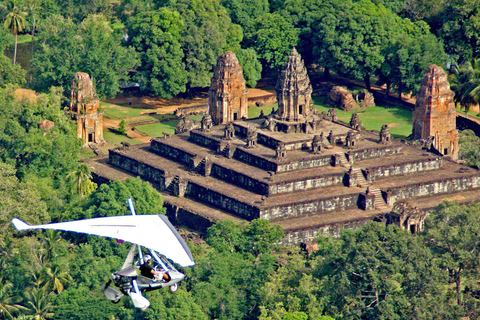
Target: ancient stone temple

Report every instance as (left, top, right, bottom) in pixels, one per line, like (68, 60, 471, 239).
(412, 65, 459, 159)
(89, 54, 480, 245)
(208, 51, 248, 125)
(275, 48, 314, 132)
(69, 72, 104, 146)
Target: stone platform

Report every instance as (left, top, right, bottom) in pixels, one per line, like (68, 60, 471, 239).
(89, 117, 480, 244)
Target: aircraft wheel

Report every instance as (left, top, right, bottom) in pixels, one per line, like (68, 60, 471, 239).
(169, 283, 178, 293)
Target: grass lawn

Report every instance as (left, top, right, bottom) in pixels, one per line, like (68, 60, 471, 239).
(456, 107, 479, 118)
(313, 97, 413, 139)
(100, 102, 149, 119)
(104, 130, 143, 147)
(135, 120, 180, 137)
(248, 103, 278, 118)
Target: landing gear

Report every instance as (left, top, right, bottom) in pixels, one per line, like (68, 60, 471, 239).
(169, 283, 178, 293)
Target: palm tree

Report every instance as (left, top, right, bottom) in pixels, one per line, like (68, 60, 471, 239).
(3, 0, 28, 65)
(0, 279, 29, 319)
(24, 287, 54, 320)
(41, 264, 72, 294)
(67, 163, 97, 198)
(449, 59, 480, 115)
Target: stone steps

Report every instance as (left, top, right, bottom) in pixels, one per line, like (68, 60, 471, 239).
(369, 187, 389, 210)
(352, 167, 368, 187)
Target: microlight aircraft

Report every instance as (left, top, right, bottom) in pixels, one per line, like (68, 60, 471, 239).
(12, 198, 195, 310)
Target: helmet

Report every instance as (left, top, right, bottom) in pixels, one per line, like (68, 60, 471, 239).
(144, 255, 152, 262)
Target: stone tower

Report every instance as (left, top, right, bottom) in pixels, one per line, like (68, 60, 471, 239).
(69, 72, 105, 146)
(276, 48, 313, 122)
(208, 51, 248, 125)
(412, 65, 458, 159)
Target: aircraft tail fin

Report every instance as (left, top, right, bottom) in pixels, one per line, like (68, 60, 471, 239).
(12, 218, 31, 231)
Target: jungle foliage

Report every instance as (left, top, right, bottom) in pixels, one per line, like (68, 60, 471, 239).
(1, 0, 468, 99)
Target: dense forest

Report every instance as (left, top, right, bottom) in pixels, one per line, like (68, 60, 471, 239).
(2, 0, 480, 319)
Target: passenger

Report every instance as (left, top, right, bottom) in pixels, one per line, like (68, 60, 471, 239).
(140, 255, 169, 281)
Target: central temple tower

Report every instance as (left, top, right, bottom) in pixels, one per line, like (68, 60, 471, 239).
(276, 48, 313, 122)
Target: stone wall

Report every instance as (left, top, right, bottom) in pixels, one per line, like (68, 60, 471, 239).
(385, 175, 480, 205)
(277, 156, 333, 172)
(261, 192, 360, 220)
(150, 139, 195, 165)
(210, 163, 270, 195)
(269, 173, 345, 195)
(189, 130, 221, 150)
(164, 203, 213, 233)
(187, 183, 260, 220)
(109, 149, 165, 185)
(174, 105, 208, 117)
(348, 145, 403, 162)
(281, 216, 374, 244)
(364, 157, 442, 182)
(234, 148, 278, 172)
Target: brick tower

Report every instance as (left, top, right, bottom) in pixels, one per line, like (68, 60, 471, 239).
(412, 65, 458, 159)
(69, 72, 105, 146)
(208, 51, 248, 125)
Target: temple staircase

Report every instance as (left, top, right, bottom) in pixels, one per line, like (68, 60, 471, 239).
(337, 153, 349, 167)
(352, 167, 368, 187)
(370, 187, 389, 211)
(166, 175, 180, 195)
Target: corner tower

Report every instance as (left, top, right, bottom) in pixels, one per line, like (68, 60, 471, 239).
(208, 51, 248, 125)
(412, 65, 458, 159)
(69, 72, 105, 146)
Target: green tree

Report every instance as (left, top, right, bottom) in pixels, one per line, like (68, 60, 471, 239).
(166, 0, 243, 89)
(31, 14, 138, 99)
(327, 0, 405, 89)
(0, 162, 50, 246)
(438, 0, 480, 64)
(128, 9, 187, 98)
(0, 279, 28, 319)
(220, 0, 269, 41)
(424, 201, 480, 306)
(189, 219, 284, 319)
(449, 59, 480, 113)
(318, 222, 445, 319)
(250, 12, 298, 71)
(236, 47, 262, 88)
(24, 287, 54, 319)
(40, 264, 73, 294)
(379, 31, 446, 97)
(283, 0, 350, 75)
(3, 0, 28, 65)
(67, 163, 97, 198)
(118, 118, 126, 134)
(258, 247, 329, 319)
(0, 54, 26, 87)
(458, 130, 480, 168)
(63, 177, 165, 221)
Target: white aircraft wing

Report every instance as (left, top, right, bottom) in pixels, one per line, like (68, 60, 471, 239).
(12, 215, 195, 267)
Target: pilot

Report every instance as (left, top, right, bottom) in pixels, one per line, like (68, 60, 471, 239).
(140, 255, 168, 281)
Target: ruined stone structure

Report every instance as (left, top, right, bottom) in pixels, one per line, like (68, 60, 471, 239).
(69, 72, 104, 146)
(412, 65, 459, 159)
(89, 60, 480, 245)
(175, 116, 196, 134)
(385, 201, 427, 234)
(90, 108, 480, 244)
(276, 48, 313, 122)
(208, 51, 248, 125)
(328, 86, 358, 111)
(379, 125, 392, 144)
